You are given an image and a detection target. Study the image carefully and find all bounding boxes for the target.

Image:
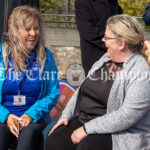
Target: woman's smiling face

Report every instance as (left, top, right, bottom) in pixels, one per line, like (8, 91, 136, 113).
(18, 18, 40, 52)
(102, 25, 121, 61)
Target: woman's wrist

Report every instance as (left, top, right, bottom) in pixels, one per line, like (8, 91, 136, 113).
(83, 124, 88, 134)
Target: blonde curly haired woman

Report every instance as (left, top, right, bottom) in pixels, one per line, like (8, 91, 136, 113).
(0, 5, 60, 150)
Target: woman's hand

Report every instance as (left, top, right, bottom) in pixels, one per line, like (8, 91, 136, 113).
(71, 126, 88, 144)
(48, 118, 68, 135)
(19, 114, 33, 128)
(6, 114, 22, 137)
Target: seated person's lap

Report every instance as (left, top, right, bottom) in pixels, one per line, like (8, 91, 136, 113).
(45, 118, 112, 150)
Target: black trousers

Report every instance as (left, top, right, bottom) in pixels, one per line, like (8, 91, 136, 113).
(45, 118, 112, 150)
(0, 119, 46, 150)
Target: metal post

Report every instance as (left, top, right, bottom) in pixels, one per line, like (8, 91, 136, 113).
(68, 0, 71, 13)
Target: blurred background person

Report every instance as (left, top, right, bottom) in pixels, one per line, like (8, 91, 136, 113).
(75, 0, 122, 75)
(143, 2, 150, 26)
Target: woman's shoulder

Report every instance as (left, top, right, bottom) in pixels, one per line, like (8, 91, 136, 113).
(0, 42, 3, 53)
(45, 47, 55, 61)
(45, 47, 53, 57)
(125, 52, 149, 68)
(135, 53, 149, 70)
(0, 41, 9, 53)
(125, 53, 150, 76)
(0, 41, 7, 56)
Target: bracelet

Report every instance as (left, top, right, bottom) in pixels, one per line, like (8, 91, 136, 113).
(83, 125, 87, 134)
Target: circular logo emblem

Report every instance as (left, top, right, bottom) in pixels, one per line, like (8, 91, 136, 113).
(66, 64, 85, 87)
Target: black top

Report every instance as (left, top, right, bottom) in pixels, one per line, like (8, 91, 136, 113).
(78, 61, 123, 124)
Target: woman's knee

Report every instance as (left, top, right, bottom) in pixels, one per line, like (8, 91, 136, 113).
(77, 134, 112, 150)
(0, 123, 12, 150)
(77, 140, 92, 150)
(19, 124, 42, 141)
(0, 123, 10, 136)
(45, 134, 58, 150)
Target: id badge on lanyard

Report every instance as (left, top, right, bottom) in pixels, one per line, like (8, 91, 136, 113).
(14, 95, 26, 105)
(13, 77, 26, 105)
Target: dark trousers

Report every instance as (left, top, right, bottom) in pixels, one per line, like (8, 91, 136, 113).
(0, 119, 46, 150)
(45, 118, 112, 150)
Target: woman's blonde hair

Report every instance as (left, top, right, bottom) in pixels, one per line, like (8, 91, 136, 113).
(107, 14, 150, 65)
(8, 5, 46, 71)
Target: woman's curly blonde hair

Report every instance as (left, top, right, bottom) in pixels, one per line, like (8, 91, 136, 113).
(8, 5, 46, 71)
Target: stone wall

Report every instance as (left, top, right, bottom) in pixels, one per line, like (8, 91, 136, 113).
(45, 27, 150, 80)
(45, 27, 81, 79)
(47, 46, 81, 79)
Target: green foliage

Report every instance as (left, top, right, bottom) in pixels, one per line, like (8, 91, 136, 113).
(40, 0, 149, 17)
(39, 0, 150, 28)
(39, 0, 64, 13)
(118, 0, 149, 16)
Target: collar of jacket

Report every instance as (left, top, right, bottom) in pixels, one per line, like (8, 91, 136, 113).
(87, 51, 140, 77)
(0, 42, 11, 71)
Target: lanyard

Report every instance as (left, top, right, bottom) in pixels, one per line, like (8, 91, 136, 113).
(16, 72, 26, 95)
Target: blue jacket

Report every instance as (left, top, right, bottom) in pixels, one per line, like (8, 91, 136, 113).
(0, 42, 60, 124)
